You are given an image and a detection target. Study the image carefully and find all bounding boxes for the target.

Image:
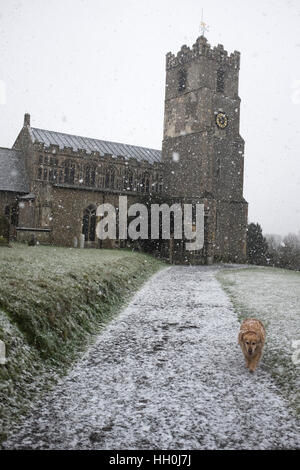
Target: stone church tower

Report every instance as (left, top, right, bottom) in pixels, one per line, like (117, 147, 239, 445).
(162, 35, 248, 262)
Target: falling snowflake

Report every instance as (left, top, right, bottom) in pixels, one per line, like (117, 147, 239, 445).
(172, 152, 180, 163)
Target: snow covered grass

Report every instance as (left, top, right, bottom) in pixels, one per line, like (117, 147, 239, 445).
(2, 266, 299, 450)
(0, 243, 164, 441)
(216, 266, 300, 415)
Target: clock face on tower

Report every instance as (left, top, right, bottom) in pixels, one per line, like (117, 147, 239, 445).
(215, 112, 228, 129)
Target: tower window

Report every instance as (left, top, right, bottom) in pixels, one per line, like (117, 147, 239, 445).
(85, 165, 90, 186)
(216, 69, 225, 93)
(158, 175, 163, 193)
(124, 168, 133, 191)
(110, 168, 115, 188)
(69, 166, 75, 184)
(178, 69, 187, 92)
(64, 165, 69, 183)
(105, 169, 110, 189)
(90, 167, 96, 186)
(63, 160, 76, 184)
(82, 205, 96, 242)
(141, 172, 150, 193)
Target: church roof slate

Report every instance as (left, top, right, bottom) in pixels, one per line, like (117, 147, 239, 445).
(0, 148, 30, 193)
(31, 128, 162, 164)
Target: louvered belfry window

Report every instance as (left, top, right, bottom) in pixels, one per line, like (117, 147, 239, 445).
(178, 69, 187, 92)
(216, 69, 225, 92)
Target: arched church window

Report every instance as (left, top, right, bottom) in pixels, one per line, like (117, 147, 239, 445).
(141, 172, 150, 193)
(158, 174, 163, 193)
(90, 167, 96, 186)
(84, 165, 96, 186)
(137, 173, 142, 192)
(63, 160, 75, 184)
(85, 165, 90, 186)
(69, 165, 75, 185)
(105, 168, 110, 189)
(64, 161, 69, 183)
(104, 167, 115, 189)
(124, 168, 133, 191)
(82, 205, 96, 242)
(64, 167, 69, 182)
(110, 168, 115, 188)
(128, 172, 133, 191)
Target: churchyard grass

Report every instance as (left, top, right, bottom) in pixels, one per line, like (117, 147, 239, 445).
(0, 243, 164, 441)
(216, 266, 300, 416)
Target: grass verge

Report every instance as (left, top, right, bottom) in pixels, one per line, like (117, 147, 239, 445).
(216, 266, 300, 415)
(0, 243, 165, 441)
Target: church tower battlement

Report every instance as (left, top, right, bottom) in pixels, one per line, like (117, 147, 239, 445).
(166, 36, 240, 71)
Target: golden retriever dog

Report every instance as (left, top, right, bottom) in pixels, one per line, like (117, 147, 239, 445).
(238, 318, 266, 372)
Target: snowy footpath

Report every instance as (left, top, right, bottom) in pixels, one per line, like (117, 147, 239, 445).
(3, 266, 299, 449)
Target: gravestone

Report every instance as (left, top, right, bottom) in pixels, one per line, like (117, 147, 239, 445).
(0, 215, 9, 246)
(28, 234, 36, 246)
(79, 234, 85, 249)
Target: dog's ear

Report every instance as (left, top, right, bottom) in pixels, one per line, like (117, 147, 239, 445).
(238, 331, 245, 344)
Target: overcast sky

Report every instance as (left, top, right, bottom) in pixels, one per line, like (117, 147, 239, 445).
(0, 0, 299, 236)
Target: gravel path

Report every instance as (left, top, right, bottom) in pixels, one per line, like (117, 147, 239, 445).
(3, 266, 299, 449)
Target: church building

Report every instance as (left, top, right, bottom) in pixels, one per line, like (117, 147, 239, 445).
(0, 35, 248, 264)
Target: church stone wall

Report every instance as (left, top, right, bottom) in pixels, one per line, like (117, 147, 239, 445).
(214, 201, 248, 262)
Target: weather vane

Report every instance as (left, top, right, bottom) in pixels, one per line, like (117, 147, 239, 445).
(200, 9, 209, 36)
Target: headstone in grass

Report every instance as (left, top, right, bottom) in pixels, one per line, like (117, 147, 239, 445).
(0, 215, 9, 246)
(80, 233, 85, 249)
(28, 234, 36, 246)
